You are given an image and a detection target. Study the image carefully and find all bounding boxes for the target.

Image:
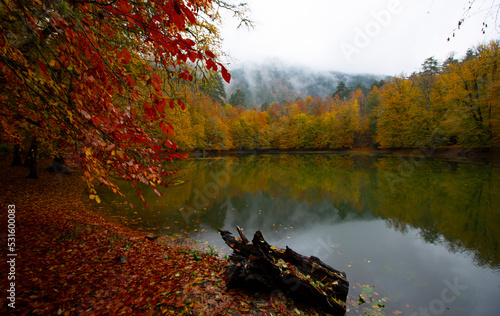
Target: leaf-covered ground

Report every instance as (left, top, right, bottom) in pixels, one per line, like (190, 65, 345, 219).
(1, 157, 327, 315)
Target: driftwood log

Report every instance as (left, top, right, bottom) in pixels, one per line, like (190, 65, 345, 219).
(219, 226, 349, 315)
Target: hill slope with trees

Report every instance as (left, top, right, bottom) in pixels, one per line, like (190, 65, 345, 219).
(166, 42, 500, 151)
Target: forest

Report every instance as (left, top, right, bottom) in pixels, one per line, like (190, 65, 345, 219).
(1, 0, 498, 201)
(1, 1, 498, 197)
(1, 1, 499, 314)
(165, 41, 500, 151)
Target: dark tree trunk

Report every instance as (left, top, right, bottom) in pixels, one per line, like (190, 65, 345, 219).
(26, 138, 39, 179)
(48, 156, 72, 174)
(219, 227, 349, 315)
(11, 144, 22, 166)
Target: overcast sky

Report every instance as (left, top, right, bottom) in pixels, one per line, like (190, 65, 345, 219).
(220, 0, 499, 75)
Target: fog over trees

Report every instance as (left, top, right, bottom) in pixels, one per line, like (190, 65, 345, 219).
(225, 60, 387, 109)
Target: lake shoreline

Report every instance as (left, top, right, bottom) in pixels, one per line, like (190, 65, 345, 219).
(0, 157, 325, 315)
(184, 146, 500, 161)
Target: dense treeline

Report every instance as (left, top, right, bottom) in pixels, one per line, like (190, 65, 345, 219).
(163, 41, 500, 151)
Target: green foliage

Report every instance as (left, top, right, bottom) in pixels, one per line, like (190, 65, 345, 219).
(333, 81, 353, 100)
(198, 73, 227, 105)
(190, 249, 203, 261)
(347, 284, 387, 316)
(205, 245, 218, 256)
(228, 88, 248, 108)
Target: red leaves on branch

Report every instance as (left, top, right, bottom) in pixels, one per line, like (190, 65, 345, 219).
(205, 50, 216, 58)
(143, 103, 157, 121)
(159, 121, 174, 136)
(178, 99, 186, 110)
(168, 99, 176, 109)
(221, 65, 231, 83)
(178, 69, 193, 81)
(151, 73, 163, 91)
(0, 0, 232, 204)
(118, 0, 134, 14)
(206, 58, 218, 71)
(36, 59, 48, 78)
(121, 49, 132, 64)
(155, 98, 166, 114)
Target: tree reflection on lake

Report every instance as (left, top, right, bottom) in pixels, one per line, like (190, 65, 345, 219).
(97, 153, 500, 315)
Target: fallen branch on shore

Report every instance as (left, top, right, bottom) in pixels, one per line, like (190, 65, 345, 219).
(219, 226, 349, 315)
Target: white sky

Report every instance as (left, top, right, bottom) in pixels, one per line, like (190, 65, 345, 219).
(220, 0, 500, 75)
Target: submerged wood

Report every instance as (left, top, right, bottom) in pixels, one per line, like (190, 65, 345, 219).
(219, 226, 349, 315)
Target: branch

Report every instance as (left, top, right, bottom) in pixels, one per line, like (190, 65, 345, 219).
(214, 0, 254, 29)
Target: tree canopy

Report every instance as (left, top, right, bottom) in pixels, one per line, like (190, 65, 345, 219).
(0, 0, 237, 205)
(162, 41, 500, 152)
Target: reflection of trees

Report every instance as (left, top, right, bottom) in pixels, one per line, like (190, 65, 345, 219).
(224, 155, 500, 268)
(374, 158, 500, 268)
(99, 154, 500, 268)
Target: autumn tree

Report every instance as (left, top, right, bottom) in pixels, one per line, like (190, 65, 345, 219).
(328, 96, 360, 148)
(375, 77, 432, 148)
(365, 85, 382, 136)
(0, 0, 245, 203)
(229, 109, 269, 149)
(306, 96, 326, 116)
(436, 41, 500, 147)
(413, 57, 440, 109)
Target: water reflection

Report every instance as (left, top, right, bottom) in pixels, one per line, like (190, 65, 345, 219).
(97, 153, 500, 315)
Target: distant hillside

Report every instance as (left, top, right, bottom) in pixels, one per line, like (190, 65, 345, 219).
(225, 60, 387, 108)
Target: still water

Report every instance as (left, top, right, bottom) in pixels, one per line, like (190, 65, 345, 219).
(97, 153, 500, 315)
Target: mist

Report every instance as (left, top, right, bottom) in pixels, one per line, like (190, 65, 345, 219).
(224, 59, 387, 108)
(221, 0, 499, 75)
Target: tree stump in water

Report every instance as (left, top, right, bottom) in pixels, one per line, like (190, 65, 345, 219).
(219, 226, 349, 315)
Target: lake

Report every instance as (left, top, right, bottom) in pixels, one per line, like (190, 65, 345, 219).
(96, 152, 500, 315)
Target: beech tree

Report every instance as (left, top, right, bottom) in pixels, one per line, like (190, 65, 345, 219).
(0, 0, 244, 204)
(436, 41, 500, 147)
(375, 77, 431, 148)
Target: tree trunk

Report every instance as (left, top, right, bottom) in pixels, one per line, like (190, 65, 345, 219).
(26, 138, 39, 179)
(11, 144, 22, 166)
(48, 156, 72, 174)
(219, 227, 349, 315)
